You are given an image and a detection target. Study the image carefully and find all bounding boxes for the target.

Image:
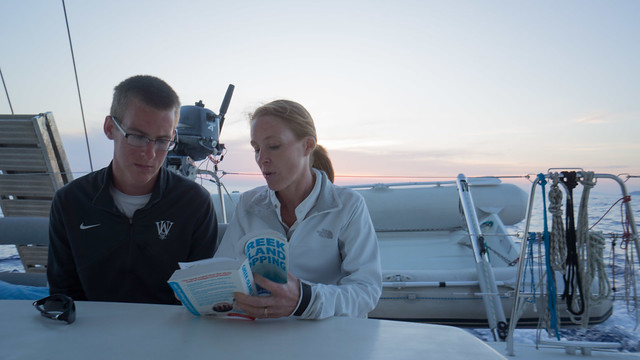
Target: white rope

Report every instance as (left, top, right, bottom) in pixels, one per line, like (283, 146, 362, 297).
(587, 231, 611, 305)
(624, 241, 639, 329)
(573, 171, 594, 326)
(577, 171, 594, 255)
(548, 179, 566, 272)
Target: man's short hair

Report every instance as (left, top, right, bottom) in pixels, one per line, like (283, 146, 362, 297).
(110, 75, 181, 125)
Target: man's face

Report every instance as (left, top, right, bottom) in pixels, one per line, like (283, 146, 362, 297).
(105, 98, 176, 195)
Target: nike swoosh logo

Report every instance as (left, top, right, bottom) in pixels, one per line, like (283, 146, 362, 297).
(80, 223, 101, 230)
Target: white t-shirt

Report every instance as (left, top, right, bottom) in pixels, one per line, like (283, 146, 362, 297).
(110, 185, 152, 219)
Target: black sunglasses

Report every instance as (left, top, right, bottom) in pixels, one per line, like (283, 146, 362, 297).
(33, 294, 76, 324)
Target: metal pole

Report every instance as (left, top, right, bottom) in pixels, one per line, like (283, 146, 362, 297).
(457, 174, 508, 341)
(0, 66, 14, 114)
(506, 178, 539, 356)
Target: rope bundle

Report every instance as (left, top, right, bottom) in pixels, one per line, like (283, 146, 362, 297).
(587, 231, 611, 305)
(574, 172, 613, 326)
(560, 171, 585, 316)
(537, 174, 560, 339)
(533, 171, 638, 335)
(548, 178, 566, 273)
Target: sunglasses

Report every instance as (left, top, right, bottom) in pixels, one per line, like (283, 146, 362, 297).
(33, 294, 76, 324)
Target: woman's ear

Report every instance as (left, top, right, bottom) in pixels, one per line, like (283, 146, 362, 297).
(303, 136, 316, 156)
(104, 116, 115, 139)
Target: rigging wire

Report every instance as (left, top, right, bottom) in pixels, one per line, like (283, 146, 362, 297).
(0, 66, 14, 114)
(62, 0, 93, 171)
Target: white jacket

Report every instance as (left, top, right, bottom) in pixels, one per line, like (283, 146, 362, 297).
(215, 169, 382, 319)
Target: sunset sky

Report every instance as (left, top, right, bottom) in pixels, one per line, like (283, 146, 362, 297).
(2, 1, 639, 192)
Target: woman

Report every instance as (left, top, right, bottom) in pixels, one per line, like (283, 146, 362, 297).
(215, 99, 382, 320)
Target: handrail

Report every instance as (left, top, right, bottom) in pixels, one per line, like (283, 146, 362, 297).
(344, 177, 502, 190)
(383, 280, 508, 289)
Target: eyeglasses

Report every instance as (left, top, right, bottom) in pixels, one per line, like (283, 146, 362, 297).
(33, 294, 76, 324)
(111, 116, 177, 151)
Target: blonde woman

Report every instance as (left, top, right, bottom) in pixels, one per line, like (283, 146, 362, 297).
(215, 100, 381, 319)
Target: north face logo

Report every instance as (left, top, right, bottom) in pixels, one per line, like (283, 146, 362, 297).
(316, 228, 333, 239)
(156, 221, 174, 240)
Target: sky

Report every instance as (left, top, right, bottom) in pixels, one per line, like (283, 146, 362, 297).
(1, 0, 639, 193)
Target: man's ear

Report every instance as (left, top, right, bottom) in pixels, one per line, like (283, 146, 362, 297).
(104, 116, 114, 139)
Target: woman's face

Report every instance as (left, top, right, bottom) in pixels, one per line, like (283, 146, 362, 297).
(250, 115, 314, 192)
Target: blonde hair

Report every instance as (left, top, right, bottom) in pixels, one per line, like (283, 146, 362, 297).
(251, 100, 334, 182)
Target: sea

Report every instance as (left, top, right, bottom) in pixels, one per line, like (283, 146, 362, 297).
(1, 183, 639, 352)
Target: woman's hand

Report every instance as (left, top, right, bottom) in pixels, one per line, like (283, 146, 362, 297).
(233, 273, 301, 319)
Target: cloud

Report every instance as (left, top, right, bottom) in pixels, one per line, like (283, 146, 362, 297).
(573, 113, 609, 124)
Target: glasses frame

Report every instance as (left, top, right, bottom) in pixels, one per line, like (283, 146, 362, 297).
(110, 115, 177, 151)
(33, 294, 76, 324)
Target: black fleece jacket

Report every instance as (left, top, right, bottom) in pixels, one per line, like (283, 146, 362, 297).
(47, 164, 217, 304)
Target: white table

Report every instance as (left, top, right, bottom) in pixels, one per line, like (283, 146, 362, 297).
(1, 300, 505, 359)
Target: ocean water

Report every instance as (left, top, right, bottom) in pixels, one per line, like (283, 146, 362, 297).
(1, 184, 638, 352)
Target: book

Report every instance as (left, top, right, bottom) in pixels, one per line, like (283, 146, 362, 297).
(167, 257, 255, 318)
(244, 230, 289, 289)
(167, 230, 289, 317)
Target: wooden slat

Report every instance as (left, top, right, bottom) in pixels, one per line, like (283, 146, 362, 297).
(0, 200, 52, 217)
(0, 119, 40, 145)
(0, 174, 56, 197)
(0, 113, 73, 217)
(0, 114, 73, 273)
(16, 245, 48, 273)
(0, 148, 49, 172)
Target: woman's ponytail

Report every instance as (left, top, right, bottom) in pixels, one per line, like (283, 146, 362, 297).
(312, 145, 334, 183)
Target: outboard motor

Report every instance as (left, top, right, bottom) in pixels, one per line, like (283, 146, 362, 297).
(172, 101, 223, 161)
(165, 84, 234, 179)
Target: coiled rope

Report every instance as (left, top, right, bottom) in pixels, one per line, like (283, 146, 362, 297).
(574, 172, 611, 326)
(619, 197, 639, 329)
(623, 240, 638, 329)
(560, 171, 585, 316)
(548, 175, 566, 273)
(590, 194, 636, 328)
(587, 232, 611, 303)
(537, 174, 560, 339)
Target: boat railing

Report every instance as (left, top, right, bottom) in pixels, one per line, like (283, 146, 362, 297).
(506, 170, 639, 356)
(343, 177, 503, 190)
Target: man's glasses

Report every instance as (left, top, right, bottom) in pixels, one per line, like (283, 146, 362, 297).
(33, 294, 76, 324)
(111, 116, 177, 151)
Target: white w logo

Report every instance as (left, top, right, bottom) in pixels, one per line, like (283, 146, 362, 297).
(155, 221, 174, 240)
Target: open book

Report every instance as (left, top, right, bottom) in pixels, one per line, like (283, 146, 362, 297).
(168, 257, 255, 318)
(168, 230, 288, 317)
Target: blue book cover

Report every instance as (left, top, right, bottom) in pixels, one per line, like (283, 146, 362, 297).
(243, 231, 288, 294)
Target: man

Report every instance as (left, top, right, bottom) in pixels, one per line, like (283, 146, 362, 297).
(47, 75, 218, 304)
